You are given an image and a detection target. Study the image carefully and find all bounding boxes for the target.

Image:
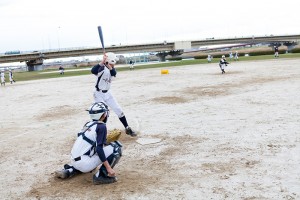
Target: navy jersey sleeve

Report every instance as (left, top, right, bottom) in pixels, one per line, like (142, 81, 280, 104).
(91, 64, 105, 75)
(91, 64, 100, 75)
(110, 68, 117, 77)
(95, 123, 108, 162)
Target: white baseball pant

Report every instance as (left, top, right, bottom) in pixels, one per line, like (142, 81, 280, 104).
(71, 145, 113, 173)
(93, 90, 124, 118)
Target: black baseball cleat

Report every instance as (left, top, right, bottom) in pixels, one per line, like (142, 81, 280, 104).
(93, 175, 117, 184)
(64, 164, 73, 169)
(125, 127, 137, 137)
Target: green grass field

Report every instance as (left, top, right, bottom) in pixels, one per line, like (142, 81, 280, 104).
(13, 53, 300, 82)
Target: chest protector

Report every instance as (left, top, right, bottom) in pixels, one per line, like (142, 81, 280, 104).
(71, 121, 102, 158)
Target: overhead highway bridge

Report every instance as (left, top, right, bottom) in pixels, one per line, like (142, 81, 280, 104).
(0, 34, 299, 71)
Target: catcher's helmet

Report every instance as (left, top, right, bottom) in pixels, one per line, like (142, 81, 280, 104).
(105, 52, 119, 65)
(87, 102, 109, 121)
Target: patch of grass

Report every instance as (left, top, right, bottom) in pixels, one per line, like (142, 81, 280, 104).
(13, 53, 300, 82)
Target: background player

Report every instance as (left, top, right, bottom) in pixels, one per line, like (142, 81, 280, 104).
(59, 65, 65, 75)
(274, 46, 279, 58)
(129, 60, 135, 70)
(229, 52, 233, 60)
(9, 69, 16, 84)
(219, 55, 229, 74)
(0, 70, 5, 86)
(91, 52, 137, 137)
(207, 55, 212, 63)
(234, 51, 239, 61)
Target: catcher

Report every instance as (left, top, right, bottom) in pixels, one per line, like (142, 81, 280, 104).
(55, 102, 122, 184)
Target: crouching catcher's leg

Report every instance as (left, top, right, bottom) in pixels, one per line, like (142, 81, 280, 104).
(93, 141, 123, 184)
(55, 164, 81, 179)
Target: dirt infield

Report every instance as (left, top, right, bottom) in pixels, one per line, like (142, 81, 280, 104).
(0, 58, 299, 199)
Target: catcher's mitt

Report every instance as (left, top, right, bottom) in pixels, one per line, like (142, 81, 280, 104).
(106, 129, 122, 144)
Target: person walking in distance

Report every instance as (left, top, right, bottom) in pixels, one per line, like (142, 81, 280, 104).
(129, 60, 134, 70)
(274, 46, 279, 58)
(0, 71, 5, 86)
(9, 69, 16, 84)
(91, 52, 137, 137)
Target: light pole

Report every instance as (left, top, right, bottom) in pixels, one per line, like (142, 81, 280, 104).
(57, 26, 61, 50)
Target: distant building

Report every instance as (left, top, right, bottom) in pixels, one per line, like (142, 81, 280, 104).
(5, 50, 21, 55)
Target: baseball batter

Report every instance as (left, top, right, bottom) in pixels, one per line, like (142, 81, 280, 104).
(91, 52, 137, 137)
(0, 71, 5, 86)
(55, 102, 123, 184)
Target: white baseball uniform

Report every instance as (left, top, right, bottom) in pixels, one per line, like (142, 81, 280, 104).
(0, 72, 5, 85)
(92, 64, 124, 118)
(234, 52, 239, 60)
(219, 58, 229, 74)
(207, 55, 212, 62)
(229, 52, 233, 60)
(70, 121, 114, 173)
(91, 61, 136, 136)
(9, 71, 13, 83)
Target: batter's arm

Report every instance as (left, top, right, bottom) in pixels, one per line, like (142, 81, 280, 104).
(110, 68, 117, 77)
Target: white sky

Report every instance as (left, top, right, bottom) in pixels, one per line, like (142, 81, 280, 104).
(0, 0, 299, 53)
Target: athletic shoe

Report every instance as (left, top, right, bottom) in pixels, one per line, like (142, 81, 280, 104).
(93, 175, 117, 184)
(55, 169, 70, 179)
(125, 127, 137, 137)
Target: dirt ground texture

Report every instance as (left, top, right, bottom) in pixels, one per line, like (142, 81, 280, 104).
(0, 58, 299, 199)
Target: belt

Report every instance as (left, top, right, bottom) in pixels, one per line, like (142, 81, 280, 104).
(74, 156, 81, 161)
(73, 149, 93, 161)
(97, 89, 108, 93)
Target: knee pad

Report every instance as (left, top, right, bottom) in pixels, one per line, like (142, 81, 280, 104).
(108, 141, 122, 168)
(99, 141, 123, 177)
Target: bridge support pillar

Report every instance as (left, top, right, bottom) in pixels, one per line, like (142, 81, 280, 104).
(156, 51, 169, 62)
(156, 50, 183, 62)
(283, 41, 298, 53)
(168, 50, 183, 57)
(269, 43, 282, 50)
(27, 66, 34, 71)
(26, 58, 44, 71)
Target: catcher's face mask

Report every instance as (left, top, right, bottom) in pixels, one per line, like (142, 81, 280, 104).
(103, 110, 110, 123)
(87, 102, 109, 121)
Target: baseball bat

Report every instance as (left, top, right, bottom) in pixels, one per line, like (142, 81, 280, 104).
(97, 26, 105, 54)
